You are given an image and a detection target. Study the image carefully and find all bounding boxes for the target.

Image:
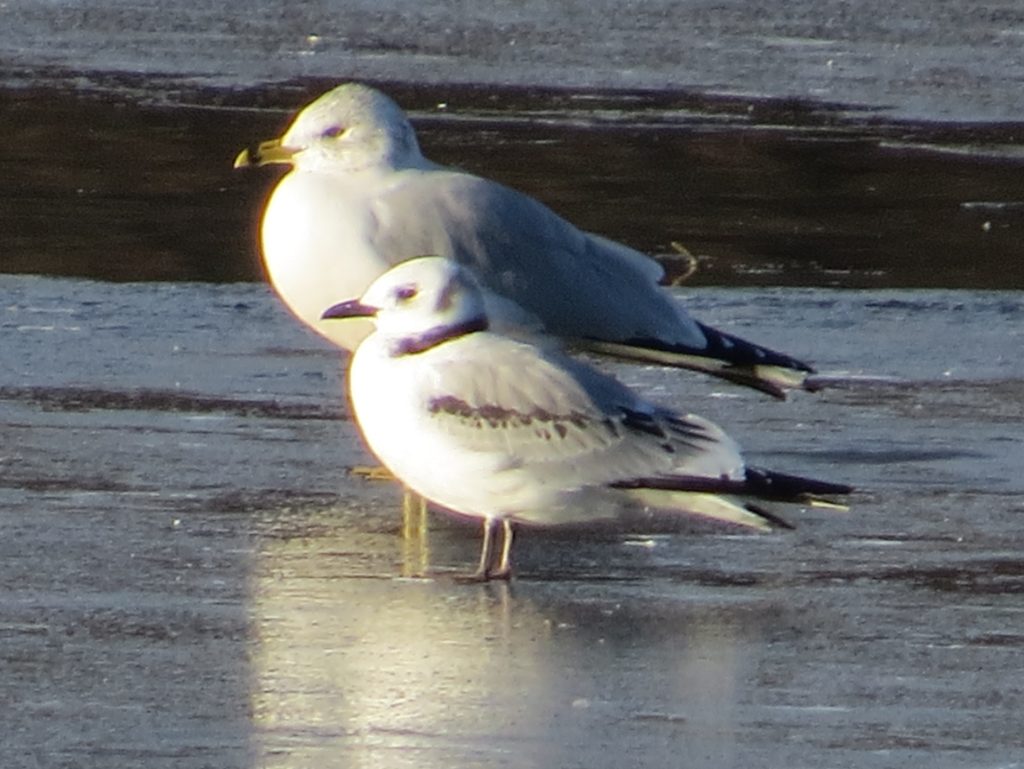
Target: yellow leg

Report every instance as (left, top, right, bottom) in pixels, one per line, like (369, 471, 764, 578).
(401, 488, 428, 538)
(400, 488, 430, 577)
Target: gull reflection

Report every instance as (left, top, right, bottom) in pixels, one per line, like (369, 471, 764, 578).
(249, 507, 767, 768)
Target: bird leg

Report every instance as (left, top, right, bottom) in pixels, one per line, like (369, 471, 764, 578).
(400, 490, 430, 577)
(456, 517, 512, 583)
(486, 519, 515, 581)
(401, 488, 429, 539)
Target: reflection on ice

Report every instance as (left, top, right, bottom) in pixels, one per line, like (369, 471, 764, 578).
(249, 512, 760, 769)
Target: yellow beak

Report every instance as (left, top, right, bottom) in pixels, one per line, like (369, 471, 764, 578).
(233, 138, 298, 169)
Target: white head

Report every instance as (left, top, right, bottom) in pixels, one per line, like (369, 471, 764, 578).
(322, 257, 489, 355)
(237, 83, 423, 173)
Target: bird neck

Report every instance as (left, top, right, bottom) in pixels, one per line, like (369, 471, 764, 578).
(389, 316, 489, 357)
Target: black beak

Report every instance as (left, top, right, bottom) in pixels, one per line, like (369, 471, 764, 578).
(321, 299, 378, 320)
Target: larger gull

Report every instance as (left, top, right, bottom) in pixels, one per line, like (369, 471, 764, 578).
(322, 256, 851, 580)
(236, 82, 817, 398)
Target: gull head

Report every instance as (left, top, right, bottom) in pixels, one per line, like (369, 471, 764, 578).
(321, 257, 489, 354)
(234, 83, 423, 173)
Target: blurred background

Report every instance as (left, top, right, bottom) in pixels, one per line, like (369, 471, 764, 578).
(2, 0, 1023, 288)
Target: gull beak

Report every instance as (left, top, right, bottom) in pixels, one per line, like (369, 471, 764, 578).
(233, 138, 298, 169)
(321, 299, 378, 320)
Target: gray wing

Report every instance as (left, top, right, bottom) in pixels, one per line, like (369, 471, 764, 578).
(367, 168, 709, 349)
(414, 335, 744, 486)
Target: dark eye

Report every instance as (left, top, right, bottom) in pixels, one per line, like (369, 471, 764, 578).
(320, 125, 346, 139)
(395, 284, 418, 303)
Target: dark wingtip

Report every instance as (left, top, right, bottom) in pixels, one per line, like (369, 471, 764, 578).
(602, 323, 815, 398)
(744, 467, 854, 498)
(693, 321, 815, 374)
(611, 468, 853, 504)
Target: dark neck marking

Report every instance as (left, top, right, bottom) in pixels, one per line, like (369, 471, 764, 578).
(391, 316, 489, 356)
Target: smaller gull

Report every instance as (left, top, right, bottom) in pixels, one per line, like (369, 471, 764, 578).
(236, 82, 818, 399)
(322, 256, 852, 581)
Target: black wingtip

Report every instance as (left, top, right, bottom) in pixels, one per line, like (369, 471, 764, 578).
(744, 467, 854, 499)
(617, 324, 815, 377)
(693, 321, 815, 374)
(610, 468, 853, 503)
(597, 323, 816, 398)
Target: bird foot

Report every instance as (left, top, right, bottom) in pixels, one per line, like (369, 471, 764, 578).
(453, 567, 513, 584)
(349, 465, 395, 482)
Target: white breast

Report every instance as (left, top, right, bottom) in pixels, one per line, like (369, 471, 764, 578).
(261, 171, 390, 350)
(346, 340, 548, 518)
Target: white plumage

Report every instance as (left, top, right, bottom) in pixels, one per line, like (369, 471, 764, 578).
(237, 82, 817, 398)
(323, 257, 851, 580)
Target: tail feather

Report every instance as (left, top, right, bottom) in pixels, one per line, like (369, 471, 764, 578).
(623, 489, 790, 532)
(579, 322, 815, 400)
(611, 467, 852, 530)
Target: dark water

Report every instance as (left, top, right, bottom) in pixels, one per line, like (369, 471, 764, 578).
(2, 274, 1023, 767)
(2, 84, 1024, 288)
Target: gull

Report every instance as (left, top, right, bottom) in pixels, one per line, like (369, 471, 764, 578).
(236, 82, 818, 399)
(321, 257, 852, 581)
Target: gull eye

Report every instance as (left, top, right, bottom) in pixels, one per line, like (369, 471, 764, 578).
(394, 284, 419, 303)
(320, 125, 346, 139)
